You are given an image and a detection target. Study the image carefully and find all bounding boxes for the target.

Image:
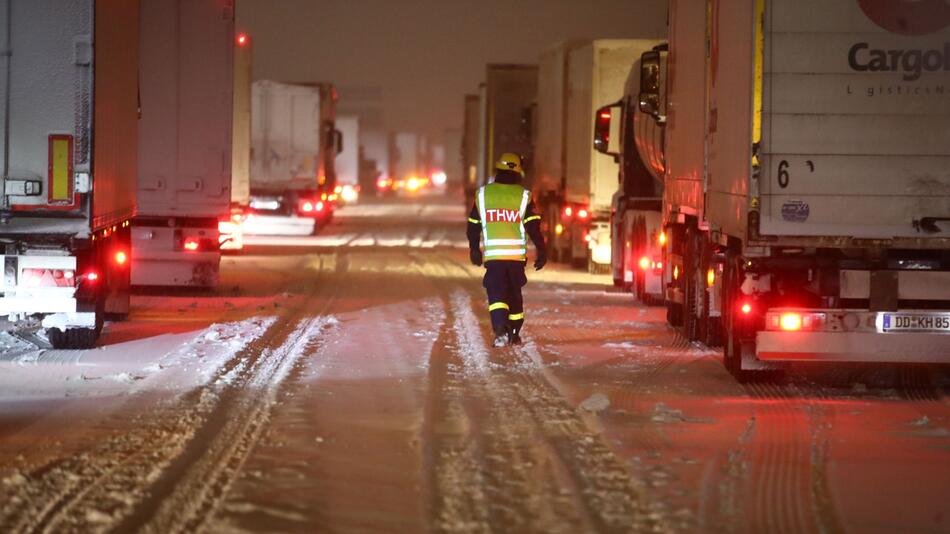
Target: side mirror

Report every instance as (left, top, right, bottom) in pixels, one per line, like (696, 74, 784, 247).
(638, 50, 663, 122)
(593, 103, 621, 158)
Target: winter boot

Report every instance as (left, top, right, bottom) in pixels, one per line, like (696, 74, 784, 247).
(507, 331, 522, 346)
(492, 327, 509, 348)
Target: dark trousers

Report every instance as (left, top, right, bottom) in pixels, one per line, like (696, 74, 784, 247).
(483, 260, 527, 336)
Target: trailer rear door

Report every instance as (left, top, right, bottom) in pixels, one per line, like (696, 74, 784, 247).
(759, 0, 950, 241)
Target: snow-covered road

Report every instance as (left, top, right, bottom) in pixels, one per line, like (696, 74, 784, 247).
(1, 197, 948, 533)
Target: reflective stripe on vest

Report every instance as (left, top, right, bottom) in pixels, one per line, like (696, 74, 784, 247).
(477, 184, 530, 261)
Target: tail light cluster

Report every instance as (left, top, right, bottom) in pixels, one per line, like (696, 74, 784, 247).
(766, 311, 826, 332)
(562, 205, 590, 221)
(639, 256, 663, 272)
(176, 235, 215, 252)
(297, 198, 325, 216)
(21, 268, 76, 288)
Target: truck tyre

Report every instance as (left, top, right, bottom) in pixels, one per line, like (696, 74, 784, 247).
(48, 327, 99, 350)
(683, 229, 701, 341)
(588, 257, 610, 275)
(722, 254, 783, 383)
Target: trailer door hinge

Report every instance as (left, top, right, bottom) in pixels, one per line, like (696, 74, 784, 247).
(4, 179, 42, 196)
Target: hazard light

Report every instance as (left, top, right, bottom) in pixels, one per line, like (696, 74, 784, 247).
(183, 238, 200, 252)
(639, 256, 650, 270)
(114, 251, 128, 266)
(563, 206, 573, 218)
(707, 268, 715, 287)
(555, 223, 564, 236)
(658, 231, 667, 246)
(577, 208, 589, 220)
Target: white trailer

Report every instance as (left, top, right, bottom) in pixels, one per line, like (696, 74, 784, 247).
(639, 0, 950, 379)
(220, 28, 253, 252)
(247, 80, 339, 235)
(133, 0, 234, 287)
(592, 40, 666, 299)
(0, 0, 139, 348)
(563, 41, 653, 272)
(334, 115, 359, 204)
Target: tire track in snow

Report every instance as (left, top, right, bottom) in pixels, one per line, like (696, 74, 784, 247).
(742, 382, 842, 534)
(448, 287, 659, 532)
(444, 289, 588, 533)
(0, 316, 277, 534)
(426, 293, 490, 534)
(132, 315, 338, 533)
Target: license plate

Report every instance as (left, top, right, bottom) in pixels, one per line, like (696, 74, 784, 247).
(880, 313, 950, 333)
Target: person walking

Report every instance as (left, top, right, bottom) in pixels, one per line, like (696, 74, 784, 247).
(467, 152, 547, 347)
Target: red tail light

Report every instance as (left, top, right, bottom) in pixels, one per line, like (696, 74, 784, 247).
(21, 268, 76, 288)
(767, 311, 826, 332)
(563, 206, 573, 218)
(86, 272, 99, 282)
(739, 301, 753, 315)
(183, 238, 200, 252)
(639, 256, 650, 270)
(236, 33, 249, 46)
(577, 208, 589, 220)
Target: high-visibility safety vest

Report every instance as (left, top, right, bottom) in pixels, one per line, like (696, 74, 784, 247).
(476, 183, 530, 262)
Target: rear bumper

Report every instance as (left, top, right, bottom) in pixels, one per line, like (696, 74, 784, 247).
(757, 330, 950, 363)
(0, 254, 78, 316)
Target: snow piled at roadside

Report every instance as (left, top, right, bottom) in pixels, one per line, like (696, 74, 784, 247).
(0, 316, 275, 401)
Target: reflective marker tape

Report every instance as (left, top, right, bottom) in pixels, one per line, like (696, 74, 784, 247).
(508, 313, 524, 321)
(484, 238, 526, 246)
(484, 248, 526, 257)
(524, 215, 541, 223)
(468, 217, 480, 224)
(489, 302, 509, 311)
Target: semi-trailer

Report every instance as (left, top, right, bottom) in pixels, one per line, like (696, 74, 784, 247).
(461, 94, 481, 207)
(535, 41, 651, 273)
(0, 0, 139, 348)
(220, 28, 253, 252)
(247, 80, 341, 235)
(334, 115, 360, 204)
(592, 41, 666, 300)
(479, 64, 537, 190)
(637, 0, 950, 379)
(132, 0, 235, 287)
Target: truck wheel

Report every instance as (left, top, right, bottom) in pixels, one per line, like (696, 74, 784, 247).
(666, 300, 683, 326)
(48, 327, 99, 350)
(588, 257, 610, 275)
(722, 255, 782, 383)
(683, 229, 701, 341)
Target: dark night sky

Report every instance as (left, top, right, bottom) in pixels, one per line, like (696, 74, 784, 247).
(237, 0, 667, 139)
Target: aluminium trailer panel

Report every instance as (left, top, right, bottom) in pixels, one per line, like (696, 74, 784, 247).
(483, 64, 537, 188)
(565, 41, 651, 213)
(0, 0, 138, 236)
(231, 25, 252, 208)
(250, 80, 323, 192)
(705, 0, 950, 248)
(137, 0, 234, 219)
(335, 115, 359, 186)
(662, 0, 707, 225)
